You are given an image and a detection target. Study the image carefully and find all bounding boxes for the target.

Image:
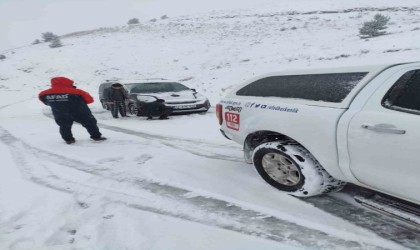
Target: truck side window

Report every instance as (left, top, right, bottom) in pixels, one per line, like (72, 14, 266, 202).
(382, 70, 420, 114)
(236, 72, 367, 103)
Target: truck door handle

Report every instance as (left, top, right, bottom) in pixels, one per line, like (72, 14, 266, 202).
(361, 124, 406, 134)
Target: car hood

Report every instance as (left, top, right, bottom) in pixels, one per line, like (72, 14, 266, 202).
(137, 90, 207, 103)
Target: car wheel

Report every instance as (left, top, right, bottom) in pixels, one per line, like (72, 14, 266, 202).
(204, 100, 211, 110)
(128, 104, 138, 115)
(197, 100, 211, 114)
(101, 100, 110, 110)
(252, 142, 345, 197)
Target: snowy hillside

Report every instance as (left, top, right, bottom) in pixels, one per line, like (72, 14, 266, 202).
(1, 0, 420, 249)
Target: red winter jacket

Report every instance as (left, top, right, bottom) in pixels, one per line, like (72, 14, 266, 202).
(39, 77, 94, 105)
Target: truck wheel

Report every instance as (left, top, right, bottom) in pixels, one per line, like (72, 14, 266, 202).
(252, 142, 345, 197)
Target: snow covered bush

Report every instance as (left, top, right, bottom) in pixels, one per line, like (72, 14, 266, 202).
(42, 32, 59, 42)
(359, 14, 390, 38)
(128, 18, 139, 25)
(0, 54, 5, 60)
(49, 38, 63, 48)
(32, 39, 41, 45)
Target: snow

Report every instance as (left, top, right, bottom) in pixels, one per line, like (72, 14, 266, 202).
(1, 0, 419, 249)
(355, 196, 420, 226)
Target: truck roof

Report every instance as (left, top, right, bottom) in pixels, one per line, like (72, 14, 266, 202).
(228, 61, 420, 109)
(255, 62, 418, 77)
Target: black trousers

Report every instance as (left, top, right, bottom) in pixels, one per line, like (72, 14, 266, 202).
(158, 107, 173, 119)
(110, 101, 127, 118)
(54, 114, 102, 141)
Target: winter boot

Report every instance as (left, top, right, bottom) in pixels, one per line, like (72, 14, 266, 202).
(65, 138, 76, 144)
(91, 136, 107, 142)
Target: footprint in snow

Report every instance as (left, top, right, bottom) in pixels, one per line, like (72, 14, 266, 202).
(136, 154, 153, 165)
(103, 214, 114, 219)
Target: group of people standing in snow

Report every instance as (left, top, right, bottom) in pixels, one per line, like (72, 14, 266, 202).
(39, 77, 171, 145)
(103, 82, 172, 120)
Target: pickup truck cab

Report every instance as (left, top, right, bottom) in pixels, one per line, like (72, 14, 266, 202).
(217, 62, 420, 205)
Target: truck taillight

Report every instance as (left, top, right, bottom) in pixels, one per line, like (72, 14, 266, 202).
(216, 104, 223, 125)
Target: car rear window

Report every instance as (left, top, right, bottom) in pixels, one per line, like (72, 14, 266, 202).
(236, 72, 368, 103)
(128, 82, 190, 93)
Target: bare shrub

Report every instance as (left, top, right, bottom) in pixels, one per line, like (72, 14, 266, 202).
(42, 32, 58, 42)
(49, 38, 63, 48)
(128, 18, 139, 25)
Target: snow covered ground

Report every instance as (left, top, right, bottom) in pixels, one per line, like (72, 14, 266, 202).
(1, 0, 420, 249)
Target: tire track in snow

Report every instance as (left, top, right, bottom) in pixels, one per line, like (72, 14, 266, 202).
(0, 127, 393, 250)
(0, 97, 35, 110)
(99, 123, 242, 162)
(43, 111, 243, 162)
(304, 191, 420, 250)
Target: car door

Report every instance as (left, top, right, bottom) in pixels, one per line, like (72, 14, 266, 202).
(348, 68, 420, 204)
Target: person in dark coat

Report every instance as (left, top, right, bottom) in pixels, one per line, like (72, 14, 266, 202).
(39, 77, 106, 144)
(104, 83, 128, 118)
(142, 98, 173, 120)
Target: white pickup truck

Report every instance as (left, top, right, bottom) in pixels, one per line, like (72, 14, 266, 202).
(216, 62, 420, 206)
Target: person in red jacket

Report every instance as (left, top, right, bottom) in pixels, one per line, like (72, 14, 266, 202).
(39, 77, 106, 144)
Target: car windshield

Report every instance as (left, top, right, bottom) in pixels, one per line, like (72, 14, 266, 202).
(126, 82, 190, 93)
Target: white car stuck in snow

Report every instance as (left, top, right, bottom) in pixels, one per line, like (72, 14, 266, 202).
(217, 62, 420, 206)
(99, 80, 211, 115)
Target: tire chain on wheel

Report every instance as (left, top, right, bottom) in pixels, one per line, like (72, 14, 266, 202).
(253, 142, 345, 197)
(293, 144, 346, 194)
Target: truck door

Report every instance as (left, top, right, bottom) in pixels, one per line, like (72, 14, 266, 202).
(348, 69, 420, 204)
